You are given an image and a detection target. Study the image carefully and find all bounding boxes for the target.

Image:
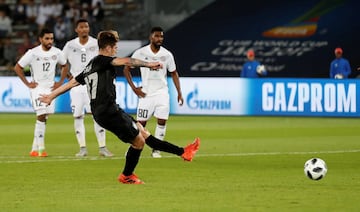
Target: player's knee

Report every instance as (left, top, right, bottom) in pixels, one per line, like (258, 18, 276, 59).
(138, 120, 147, 127)
(131, 135, 145, 149)
(37, 114, 47, 122)
(74, 115, 84, 119)
(140, 129, 150, 139)
(137, 122, 150, 139)
(157, 119, 167, 125)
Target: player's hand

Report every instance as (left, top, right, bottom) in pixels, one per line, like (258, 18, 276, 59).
(148, 62, 163, 70)
(178, 95, 184, 106)
(39, 94, 52, 105)
(134, 87, 146, 98)
(27, 81, 38, 89)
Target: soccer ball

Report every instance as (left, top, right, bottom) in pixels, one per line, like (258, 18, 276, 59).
(334, 74, 344, 79)
(256, 65, 265, 74)
(304, 158, 327, 180)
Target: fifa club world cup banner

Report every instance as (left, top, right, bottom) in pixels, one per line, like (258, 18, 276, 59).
(1, 76, 359, 117)
(164, 0, 360, 78)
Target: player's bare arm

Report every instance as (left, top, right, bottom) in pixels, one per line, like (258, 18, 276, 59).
(40, 78, 80, 105)
(53, 64, 68, 90)
(171, 71, 184, 105)
(112, 58, 162, 70)
(13, 63, 38, 88)
(123, 65, 146, 98)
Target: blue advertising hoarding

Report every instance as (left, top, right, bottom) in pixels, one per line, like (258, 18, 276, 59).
(168, 77, 359, 117)
(0, 77, 71, 113)
(1, 76, 359, 117)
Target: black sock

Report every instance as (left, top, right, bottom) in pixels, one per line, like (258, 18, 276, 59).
(122, 146, 142, 176)
(145, 135, 184, 156)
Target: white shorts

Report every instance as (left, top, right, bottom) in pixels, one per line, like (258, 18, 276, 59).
(70, 85, 91, 117)
(137, 93, 170, 121)
(30, 85, 55, 116)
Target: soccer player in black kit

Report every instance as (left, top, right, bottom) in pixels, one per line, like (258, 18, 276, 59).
(39, 31, 200, 184)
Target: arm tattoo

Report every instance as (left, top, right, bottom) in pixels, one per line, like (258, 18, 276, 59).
(129, 58, 148, 67)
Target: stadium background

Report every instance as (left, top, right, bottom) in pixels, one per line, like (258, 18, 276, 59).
(0, 0, 359, 116)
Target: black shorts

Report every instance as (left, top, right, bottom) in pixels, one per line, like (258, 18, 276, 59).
(94, 104, 139, 144)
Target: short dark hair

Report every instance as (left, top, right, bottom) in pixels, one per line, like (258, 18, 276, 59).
(39, 28, 53, 38)
(151, 26, 164, 34)
(75, 18, 89, 27)
(97, 31, 117, 49)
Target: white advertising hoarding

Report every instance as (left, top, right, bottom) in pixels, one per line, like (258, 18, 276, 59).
(0, 77, 33, 112)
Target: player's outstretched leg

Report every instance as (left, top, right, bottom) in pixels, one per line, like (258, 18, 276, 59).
(137, 122, 201, 161)
(145, 135, 200, 161)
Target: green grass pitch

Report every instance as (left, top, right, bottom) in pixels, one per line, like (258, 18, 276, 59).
(0, 114, 359, 211)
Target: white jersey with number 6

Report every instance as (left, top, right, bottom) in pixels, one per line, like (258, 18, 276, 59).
(63, 36, 98, 77)
(63, 36, 98, 116)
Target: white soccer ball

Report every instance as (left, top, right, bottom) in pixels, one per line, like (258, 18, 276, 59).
(256, 65, 265, 74)
(304, 158, 327, 180)
(334, 74, 344, 79)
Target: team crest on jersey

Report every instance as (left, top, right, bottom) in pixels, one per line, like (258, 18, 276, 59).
(51, 55, 57, 60)
(90, 47, 96, 51)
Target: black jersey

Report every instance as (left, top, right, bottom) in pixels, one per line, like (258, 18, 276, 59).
(75, 55, 117, 116)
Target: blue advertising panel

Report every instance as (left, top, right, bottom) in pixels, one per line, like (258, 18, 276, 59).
(164, 0, 360, 78)
(0, 77, 71, 113)
(251, 79, 358, 116)
(114, 77, 142, 114)
(2, 76, 359, 117)
(0, 77, 33, 112)
(169, 77, 360, 117)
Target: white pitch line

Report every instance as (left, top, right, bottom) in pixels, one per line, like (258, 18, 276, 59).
(0, 149, 359, 164)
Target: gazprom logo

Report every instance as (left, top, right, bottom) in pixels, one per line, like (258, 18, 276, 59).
(186, 85, 231, 110)
(1, 84, 32, 108)
(262, 82, 356, 113)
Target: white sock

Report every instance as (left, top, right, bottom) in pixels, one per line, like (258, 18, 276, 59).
(35, 120, 46, 151)
(94, 119, 106, 147)
(74, 117, 86, 147)
(155, 124, 166, 141)
(31, 137, 38, 152)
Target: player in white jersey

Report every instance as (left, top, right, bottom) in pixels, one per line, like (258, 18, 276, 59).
(124, 26, 184, 158)
(62, 19, 113, 157)
(13, 28, 67, 157)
